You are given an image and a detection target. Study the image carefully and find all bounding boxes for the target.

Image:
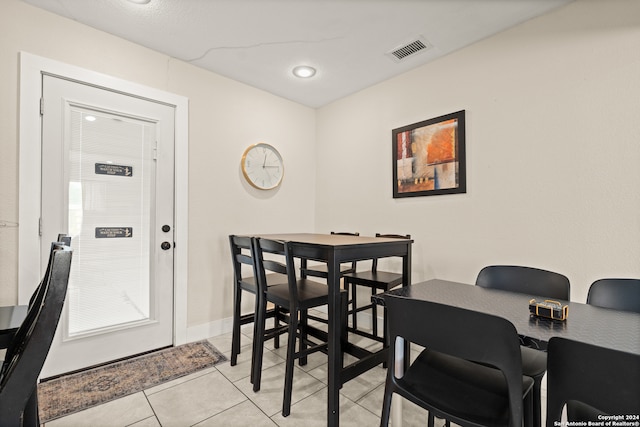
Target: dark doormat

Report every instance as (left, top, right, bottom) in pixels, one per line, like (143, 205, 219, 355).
(38, 340, 227, 423)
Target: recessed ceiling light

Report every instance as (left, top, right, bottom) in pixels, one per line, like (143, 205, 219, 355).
(292, 65, 316, 78)
(84, 115, 96, 122)
(127, 0, 151, 4)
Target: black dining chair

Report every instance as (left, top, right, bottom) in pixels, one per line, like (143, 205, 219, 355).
(546, 337, 640, 426)
(586, 278, 640, 313)
(475, 265, 569, 427)
(559, 278, 640, 421)
(228, 235, 287, 383)
(0, 244, 73, 427)
(0, 235, 70, 352)
(380, 295, 534, 427)
(252, 237, 348, 416)
(342, 233, 410, 341)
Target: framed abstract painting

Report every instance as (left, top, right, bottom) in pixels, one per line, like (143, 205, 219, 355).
(392, 110, 466, 198)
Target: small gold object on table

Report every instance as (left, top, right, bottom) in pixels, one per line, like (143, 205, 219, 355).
(529, 299, 569, 321)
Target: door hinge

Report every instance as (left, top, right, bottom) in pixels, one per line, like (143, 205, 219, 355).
(38, 217, 42, 236)
(40, 98, 44, 116)
(153, 141, 158, 160)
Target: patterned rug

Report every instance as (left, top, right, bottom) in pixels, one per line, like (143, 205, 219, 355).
(38, 340, 227, 423)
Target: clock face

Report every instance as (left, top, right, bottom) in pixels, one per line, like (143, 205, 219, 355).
(241, 143, 284, 190)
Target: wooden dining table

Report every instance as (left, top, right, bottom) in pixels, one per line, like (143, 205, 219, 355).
(255, 233, 413, 427)
(374, 279, 640, 426)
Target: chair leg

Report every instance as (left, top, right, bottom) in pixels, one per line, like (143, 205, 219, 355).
(231, 286, 243, 366)
(428, 413, 435, 427)
(252, 296, 268, 392)
(351, 282, 358, 330)
(299, 310, 308, 366)
(532, 375, 542, 427)
(380, 383, 393, 427)
(342, 279, 351, 328)
(372, 289, 378, 337)
(525, 385, 534, 427)
(282, 309, 299, 417)
(273, 305, 280, 349)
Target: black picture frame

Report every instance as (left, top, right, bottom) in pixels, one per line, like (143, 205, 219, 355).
(392, 110, 466, 198)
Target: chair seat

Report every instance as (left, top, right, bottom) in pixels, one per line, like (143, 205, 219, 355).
(239, 273, 288, 291)
(343, 270, 403, 290)
(402, 350, 535, 426)
(267, 279, 347, 310)
(521, 346, 547, 378)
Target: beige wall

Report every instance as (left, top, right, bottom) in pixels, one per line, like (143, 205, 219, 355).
(1, 0, 639, 334)
(315, 0, 640, 303)
(0, 0, 317, 331)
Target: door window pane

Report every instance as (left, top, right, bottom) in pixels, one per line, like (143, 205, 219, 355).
(67, 108, 155, 337)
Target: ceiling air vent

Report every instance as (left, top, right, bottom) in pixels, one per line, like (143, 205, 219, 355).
(386, 37, 431, 62)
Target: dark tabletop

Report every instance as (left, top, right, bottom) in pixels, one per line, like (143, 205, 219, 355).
(377, 279, 640, 355)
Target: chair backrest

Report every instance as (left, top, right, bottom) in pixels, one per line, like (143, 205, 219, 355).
(546, 337, 640, 425)
(384, 294, 525, 427)
(56, 233, 72, 247)
(586, 278, 640, 313)
(229, 235, 257, 286)
(6, 238, 72, 366)
(476, 265, 570, 300)
(371, 233, 411, 272)
(330, 231, 359, 236)
(28, 235, 71, 307)
(0, 245, 73, 423)
(252, 237, 298, 305)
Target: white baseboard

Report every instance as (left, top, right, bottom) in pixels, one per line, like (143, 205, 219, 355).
(186, 317, 233, 342)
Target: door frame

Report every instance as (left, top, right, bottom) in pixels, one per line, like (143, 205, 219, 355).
(18, 52, 188, 346)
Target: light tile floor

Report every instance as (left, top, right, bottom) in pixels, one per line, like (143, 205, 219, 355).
(43, 312, 547, 427)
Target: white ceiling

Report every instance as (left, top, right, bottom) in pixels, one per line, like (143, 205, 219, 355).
(22, 0, 572, 108)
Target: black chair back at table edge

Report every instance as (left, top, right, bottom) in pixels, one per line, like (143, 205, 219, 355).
(0, 234, 71, 349)
(1, 235, 71, 354)
(380, 294, 533, 427)
(561, 277, 640, 420)
(0, 244, 73, 427)
(586, 278, 640, 313)
(476, 265, 570, 300)
(475, 264, 570, 427)
(546, 337, 640, 426)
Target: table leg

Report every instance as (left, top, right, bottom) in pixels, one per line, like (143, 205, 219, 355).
(327, 255, 341, 427)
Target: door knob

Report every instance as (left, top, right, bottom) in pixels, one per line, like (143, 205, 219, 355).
(161, 241, 172, 250)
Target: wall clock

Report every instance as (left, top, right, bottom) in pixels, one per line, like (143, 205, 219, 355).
(241, 143, 284, 190)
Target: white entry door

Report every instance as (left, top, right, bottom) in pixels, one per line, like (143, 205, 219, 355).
(40, 74, 175, 377)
